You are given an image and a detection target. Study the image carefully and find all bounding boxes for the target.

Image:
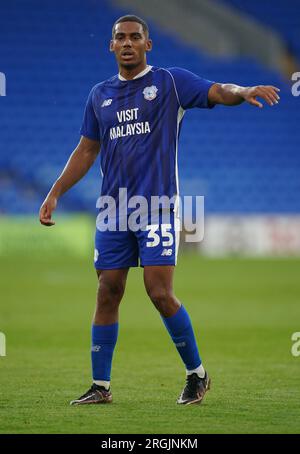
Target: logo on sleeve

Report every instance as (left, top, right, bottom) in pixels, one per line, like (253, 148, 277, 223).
(143, 85, 158, 101)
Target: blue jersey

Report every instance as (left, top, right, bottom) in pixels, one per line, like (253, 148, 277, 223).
(80, 66, 214, 213)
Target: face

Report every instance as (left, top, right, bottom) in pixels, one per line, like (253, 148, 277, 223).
(110, 21, 152, 70)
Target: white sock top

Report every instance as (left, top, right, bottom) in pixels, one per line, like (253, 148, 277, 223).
(186, 364, 205, 378)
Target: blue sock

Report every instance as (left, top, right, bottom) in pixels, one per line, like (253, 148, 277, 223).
(162, 305, 201, 370)
(91, 323, 119, 381)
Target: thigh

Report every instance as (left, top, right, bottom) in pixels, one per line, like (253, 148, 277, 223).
(96, 268, 129, 295)
(94, 228, 138, 270)
(143, 265, 175, 294)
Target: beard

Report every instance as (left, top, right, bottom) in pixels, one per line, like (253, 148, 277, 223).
(119, 62, 139, 70)
(119, 56, 143, 71)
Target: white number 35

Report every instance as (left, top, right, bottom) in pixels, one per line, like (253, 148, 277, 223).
(146, 224, 173, 248)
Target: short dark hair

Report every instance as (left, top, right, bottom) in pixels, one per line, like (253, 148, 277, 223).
(112, 15, 149, 37)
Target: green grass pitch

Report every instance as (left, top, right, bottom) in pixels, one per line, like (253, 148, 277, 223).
(0, 227, 300, 433)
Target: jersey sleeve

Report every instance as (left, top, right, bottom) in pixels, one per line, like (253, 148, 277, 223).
(80, 87, 101, 141)
(167, 67, 215, 110)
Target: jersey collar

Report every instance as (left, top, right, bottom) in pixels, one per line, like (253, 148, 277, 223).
(118, 65, 153, 81)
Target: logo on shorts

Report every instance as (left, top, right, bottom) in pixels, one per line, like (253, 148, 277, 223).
(143, 85, 158, 101)
(161, 248, 172, 256)
(91, 345, 101, 352)
(94, 249, 99, 262)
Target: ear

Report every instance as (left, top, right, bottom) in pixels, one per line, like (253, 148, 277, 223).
(146, 39, 152, 52)
(109, 39, 114, 52)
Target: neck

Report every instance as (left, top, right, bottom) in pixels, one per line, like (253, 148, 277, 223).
(119, 61, 148, 80)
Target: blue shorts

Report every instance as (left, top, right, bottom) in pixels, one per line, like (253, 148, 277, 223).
(94, 210, 180, 270)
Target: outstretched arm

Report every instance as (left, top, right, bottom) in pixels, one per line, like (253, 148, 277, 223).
(208, 83, 280, 108)
(39, 136, 100, 226)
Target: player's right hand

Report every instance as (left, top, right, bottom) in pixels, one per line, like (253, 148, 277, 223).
(39, 196, 57, 226)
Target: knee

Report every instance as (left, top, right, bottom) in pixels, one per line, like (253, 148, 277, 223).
(146, 286, 179, 316)
(97, 276, 125, 307)
(147, 287, 169, 305)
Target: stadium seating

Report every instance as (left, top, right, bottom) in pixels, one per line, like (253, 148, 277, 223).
(219, 0, 300, 59)
(0, 0, 299, 214)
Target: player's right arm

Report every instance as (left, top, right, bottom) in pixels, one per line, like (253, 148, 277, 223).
(39, 136, 100, 226)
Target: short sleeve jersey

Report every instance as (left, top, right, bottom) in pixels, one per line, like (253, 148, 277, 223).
(80, 66, 214, 213)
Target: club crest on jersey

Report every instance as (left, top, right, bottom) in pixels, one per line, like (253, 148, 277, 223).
(143, 85, 158, 101)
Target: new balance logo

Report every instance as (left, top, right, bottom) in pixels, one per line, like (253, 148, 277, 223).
(175, 341, 186, 348)
(101, 98, 112, 107)
(161, 249, 172, 256)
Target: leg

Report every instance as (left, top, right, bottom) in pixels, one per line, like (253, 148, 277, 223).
(70, 225, 137, 405)
(144, 265, 210, 405)
(143, 265, 180, 317)
(144, 265, 204, 375)
(91, 268, 129, 390)
(94, 268, 129, 325)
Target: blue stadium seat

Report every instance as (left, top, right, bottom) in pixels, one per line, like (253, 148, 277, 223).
(219, 0, 300, 59)
(0, 0, 299, 214)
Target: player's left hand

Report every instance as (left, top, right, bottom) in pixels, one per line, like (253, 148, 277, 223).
(241, 85, 280, 108)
